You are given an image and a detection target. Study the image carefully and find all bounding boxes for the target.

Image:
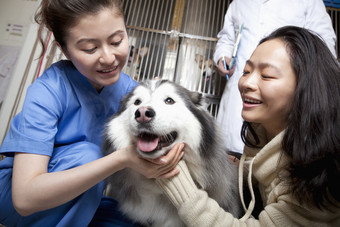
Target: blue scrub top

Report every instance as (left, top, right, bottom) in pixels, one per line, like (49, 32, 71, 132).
(0, 60, 137, 226)
(0, 60, 137, 157)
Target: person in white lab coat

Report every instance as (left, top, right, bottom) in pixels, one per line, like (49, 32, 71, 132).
(214, 0, 337, 156)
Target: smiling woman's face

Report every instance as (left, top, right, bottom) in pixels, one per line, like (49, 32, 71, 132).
(63, 7, 129, 92)
(238, 39, 296, 139)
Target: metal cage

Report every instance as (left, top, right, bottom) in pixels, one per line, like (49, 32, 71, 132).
(121, 0, 232, 117)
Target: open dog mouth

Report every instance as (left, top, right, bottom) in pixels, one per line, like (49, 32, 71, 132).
(137, 131, 178, 153)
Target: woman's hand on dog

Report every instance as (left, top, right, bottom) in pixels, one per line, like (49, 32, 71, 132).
(120, 143, 185, 179)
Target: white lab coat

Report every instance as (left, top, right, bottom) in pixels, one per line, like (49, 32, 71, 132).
(214, 0, 337, 153)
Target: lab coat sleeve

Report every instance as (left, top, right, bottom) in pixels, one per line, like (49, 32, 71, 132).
(213, 2, 237, 65)
(304, 0, 337, 57)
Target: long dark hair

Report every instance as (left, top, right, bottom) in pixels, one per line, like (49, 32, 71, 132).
(34, 0, 124, 54)
(241, 26, 340, 209)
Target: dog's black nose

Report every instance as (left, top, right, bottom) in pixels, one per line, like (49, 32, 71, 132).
(135, 107, 155, 123)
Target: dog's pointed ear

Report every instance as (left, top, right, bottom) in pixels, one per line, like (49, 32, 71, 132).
(195, 54, 205, 70)
(190, 91, 208, 109)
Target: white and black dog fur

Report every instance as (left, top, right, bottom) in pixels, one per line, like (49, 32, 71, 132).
(103, 80, 241, 226)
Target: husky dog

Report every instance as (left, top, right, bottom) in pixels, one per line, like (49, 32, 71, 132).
(103, 80, 241, 226)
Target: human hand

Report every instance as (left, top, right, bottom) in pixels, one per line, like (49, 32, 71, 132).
(123, 143, 185, 179)
(228, 154, 239, 166)
(217, 57, 235, 78)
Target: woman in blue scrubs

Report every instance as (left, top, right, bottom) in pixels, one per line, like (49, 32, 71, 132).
(0, 0, 184, 226)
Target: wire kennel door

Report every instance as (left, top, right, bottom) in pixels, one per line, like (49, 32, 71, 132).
(122, 0, 231, 117)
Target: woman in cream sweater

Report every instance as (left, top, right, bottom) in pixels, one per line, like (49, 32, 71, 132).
(157, 26, 340, 226)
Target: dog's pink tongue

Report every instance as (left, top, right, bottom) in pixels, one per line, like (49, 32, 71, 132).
(137, 137, 159, 152)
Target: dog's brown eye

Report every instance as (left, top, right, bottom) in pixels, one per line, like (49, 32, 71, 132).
(134, 99, 142, 105)
(165, 97, 175, 105)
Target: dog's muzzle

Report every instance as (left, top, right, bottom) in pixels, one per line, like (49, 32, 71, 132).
(135, 106, 177, 153)
(137, 131, 177, 153)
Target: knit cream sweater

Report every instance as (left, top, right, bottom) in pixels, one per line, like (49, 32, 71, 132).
(156, 126, 340, 226)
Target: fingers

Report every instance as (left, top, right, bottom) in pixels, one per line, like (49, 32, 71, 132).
(124, 143, 185, 179)
(228, 65, 236, 77)
(161, 143, 185, 164)
(155, 147, 184, 177)
(217, 59, 229, 76)
(228, 154, 240, 166)
(146, 143, 184, 165)
(143, 143, 185, 178)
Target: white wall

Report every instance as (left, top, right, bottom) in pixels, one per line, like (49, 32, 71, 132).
(0, 0, 40, 143)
